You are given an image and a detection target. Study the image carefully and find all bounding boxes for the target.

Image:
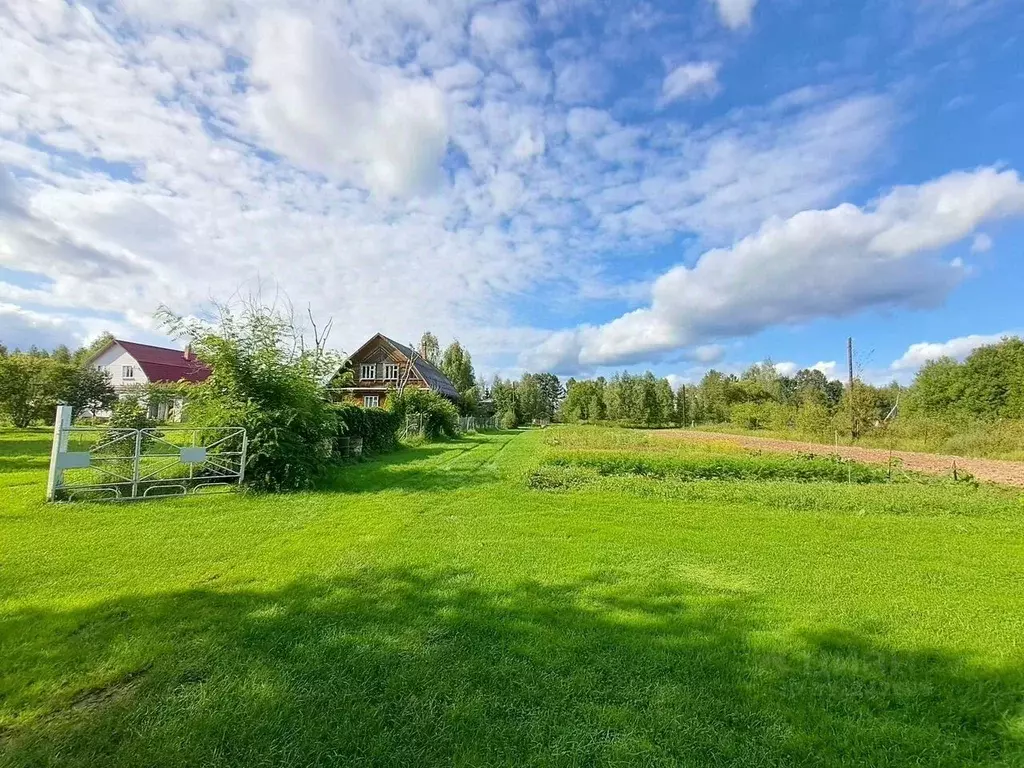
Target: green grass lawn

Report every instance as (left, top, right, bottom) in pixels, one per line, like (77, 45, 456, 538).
(2, 425, 1023, 767)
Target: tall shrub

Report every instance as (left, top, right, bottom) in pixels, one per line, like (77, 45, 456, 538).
(331, 403, 401, 455)
(387, 388, 459, 440)
(158, 301, 339, 492)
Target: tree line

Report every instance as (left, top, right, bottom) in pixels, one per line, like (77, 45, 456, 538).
(417, 333, 566, 427)
(0, 337, 117, 427)
(555, 337, 1024, 443)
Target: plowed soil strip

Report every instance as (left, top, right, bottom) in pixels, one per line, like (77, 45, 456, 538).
(658, 430, 1024, 488)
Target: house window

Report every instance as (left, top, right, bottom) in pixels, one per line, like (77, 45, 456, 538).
(360, 364, 376, 380)
(363, 395, 380, 408)
(122, 365, 134, 379)
(383, 363, 400, 380)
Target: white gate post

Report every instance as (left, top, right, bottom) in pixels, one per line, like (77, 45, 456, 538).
(46, 405, 73, 501)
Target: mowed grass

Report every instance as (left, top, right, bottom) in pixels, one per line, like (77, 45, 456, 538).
(1, 425, 1023, 767)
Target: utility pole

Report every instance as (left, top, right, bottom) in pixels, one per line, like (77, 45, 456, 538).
(847, 336, 856, 440)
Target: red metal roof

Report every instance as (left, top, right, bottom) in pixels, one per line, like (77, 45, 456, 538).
(115, 340, 211, 384)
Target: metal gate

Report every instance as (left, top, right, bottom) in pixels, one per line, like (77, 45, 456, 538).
(46, 406, 247, 501)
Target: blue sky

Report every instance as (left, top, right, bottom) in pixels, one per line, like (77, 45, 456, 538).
(0, 0, 1022, 385)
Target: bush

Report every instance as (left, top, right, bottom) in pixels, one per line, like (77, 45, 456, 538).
(387, 389, 460, 441)
(160, 302, 339, 492)
(795, 399, 831, 440)
(109, 394, 155, 431)
(499, 410, 519, 430)
(331, 403, 401, 456)
(729, 402, 763, 430)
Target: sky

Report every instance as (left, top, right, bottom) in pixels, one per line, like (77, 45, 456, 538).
(1, 0, 1022, 386)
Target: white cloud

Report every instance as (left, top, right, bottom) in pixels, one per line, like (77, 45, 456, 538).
(530, 167, 1024, 371)
(693, 344, 726, 364)
(712, 0, 757, 29)
(662, 62, 720, 104)
(249, 11, 449, 197)
(0, 303, 70, 350)
(470, 3, 531, 56)
(554, 59, 609, 104)
(891, 331, 1019, 371)
(971, 232, 993, 253)
(0, 302, 145, 351)
(812, 361, 838, 378)
(775, 361, 799, 376)
(0, 0, 993, 377)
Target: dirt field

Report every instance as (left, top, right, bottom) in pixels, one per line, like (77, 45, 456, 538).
(668, 430, 1024, 488)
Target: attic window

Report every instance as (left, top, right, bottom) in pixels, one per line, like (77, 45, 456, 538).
(360, 364, 376, 380)
(383, 363, 400, 380)
(122, 365, 134, 379)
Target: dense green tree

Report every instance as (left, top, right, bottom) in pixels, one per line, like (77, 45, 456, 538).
(960, 339, 1024, 419)
(441, 341, 475, 394)
(491, 378, 519, 427)
(532, 373, 564, 420)
(0, 355, 51, 427)
(694, 370, 733, 423)
(47, 362, 116, 417)
(73, 332, 115, 365)
(516, 374, 545, 423)
(51, 345, 73, 364)
(560, 378, 605, 422)
(654, 377, 675, 425)
(675, 384, 689, 426)
(418, 332, 441, 366)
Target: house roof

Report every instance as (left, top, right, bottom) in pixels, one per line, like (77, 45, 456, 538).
(384, 336, 461, 399)
(112, 340, 211, 384)
(340, 333, 460, 400)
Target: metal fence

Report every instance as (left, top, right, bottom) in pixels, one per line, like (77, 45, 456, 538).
(46, 406, 247, 502)
(460, 415, 499, 433)
(402, 414, 499, 438)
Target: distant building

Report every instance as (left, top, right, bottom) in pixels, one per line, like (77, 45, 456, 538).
(328, 333, 459, 408)
(85, 339, 211, 420)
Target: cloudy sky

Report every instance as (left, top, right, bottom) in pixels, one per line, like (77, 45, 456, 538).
(1, 0, 1022, 384)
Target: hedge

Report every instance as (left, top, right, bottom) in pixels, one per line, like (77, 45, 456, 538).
(330, 403, 401, 456)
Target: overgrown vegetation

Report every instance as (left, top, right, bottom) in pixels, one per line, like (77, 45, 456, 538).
(491, 372, 564, 427)
(159, 300, 341, 492)
(331, 403, 401, 455)
(387, 387, 460, 440)
(557, 337, 1024, 459)
(541, 449, 892, 484)
(0, 346, 116, 427)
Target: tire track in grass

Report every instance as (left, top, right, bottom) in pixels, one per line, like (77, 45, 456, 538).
(434, 433, 518, 482)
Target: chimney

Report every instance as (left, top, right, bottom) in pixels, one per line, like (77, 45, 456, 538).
(184, 343, 192, 360)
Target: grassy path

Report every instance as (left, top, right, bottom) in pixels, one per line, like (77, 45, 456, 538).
(1, 427, 1023, 766)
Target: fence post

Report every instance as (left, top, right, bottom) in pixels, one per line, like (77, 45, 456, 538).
(46, 405, 73, 502)
(131, 429, 142, 500)
(238, 429, 249, 485)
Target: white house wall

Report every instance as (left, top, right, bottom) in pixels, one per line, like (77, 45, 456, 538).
(91, 343, 149, 387)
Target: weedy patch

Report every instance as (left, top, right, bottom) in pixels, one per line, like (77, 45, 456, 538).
(540, 450, 894, 485)
(526, 464, 600, 491)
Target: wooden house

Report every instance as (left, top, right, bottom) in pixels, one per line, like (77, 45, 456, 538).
(330, 333, 459, 408)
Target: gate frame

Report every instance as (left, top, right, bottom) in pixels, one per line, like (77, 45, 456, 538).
(46, 405, 248, 502)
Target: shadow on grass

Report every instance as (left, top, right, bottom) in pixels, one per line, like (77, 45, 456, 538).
(0, 457, 49, 475)
(1, 569, 1021, 767)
